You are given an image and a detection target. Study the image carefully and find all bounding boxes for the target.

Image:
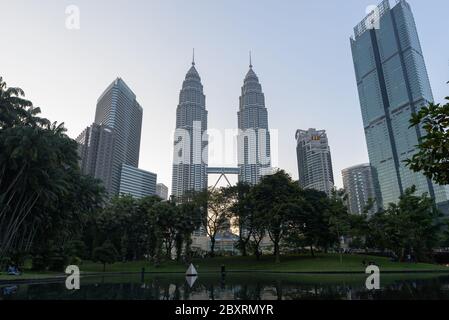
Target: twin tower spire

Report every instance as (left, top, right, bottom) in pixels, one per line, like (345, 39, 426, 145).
(171, 49, 270, 198)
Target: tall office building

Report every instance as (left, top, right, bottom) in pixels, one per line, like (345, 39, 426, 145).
(351, 0, 449, 212)
(237, 57, 271, 185)
(171, 56, 208, 198)
(94, 78, 143, 196)
(119, 164, 157, 199)
(76, 123, 115, 194)
(156, 183, 169, 200)
(342, 164, 376, 215)
(296, 128, 334, 195)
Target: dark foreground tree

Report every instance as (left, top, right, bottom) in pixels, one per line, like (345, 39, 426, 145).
(251, 170, 304, 263)
(227, 182, 254, 256)
(406, 86, 449, 185)
(205, 188, 232, 257)
(379, 186, 443, 261)
(0, 77, 104, 264)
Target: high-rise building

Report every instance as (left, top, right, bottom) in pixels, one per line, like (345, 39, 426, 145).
(237, 57, 271, 185)
(351, 0, 449, 212)
(76, 123, 115, 194)
(171, 56, 208, 198)
(296, 128, 334, 195)
(342, 164, 376, 215)
(156, 183, 169, 200)
(119, 164, 157, 199)
(94, 78, 143, 196)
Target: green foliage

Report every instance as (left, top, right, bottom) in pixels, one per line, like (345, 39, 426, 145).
(204, 188, 233, 257)
(92, 240, 119, 271)
(250, 170, 306, 263)
(406, 89, 449, 185)
(0, 76, 105, 263)
(349, 186, 445, 262)
(227, 182, 254, 256)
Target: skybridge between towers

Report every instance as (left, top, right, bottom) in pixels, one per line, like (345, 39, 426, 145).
(206, 167, 240, 189)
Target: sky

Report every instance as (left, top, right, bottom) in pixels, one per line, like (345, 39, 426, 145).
(1, 0, 448, 193)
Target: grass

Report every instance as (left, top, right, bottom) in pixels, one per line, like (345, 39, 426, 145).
(0, 271, 64, 281)
(2, 253, 448, 282)
(80, 253, 449, 273)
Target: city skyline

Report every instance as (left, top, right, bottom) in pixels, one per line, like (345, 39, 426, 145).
(2, 0, 448, 194)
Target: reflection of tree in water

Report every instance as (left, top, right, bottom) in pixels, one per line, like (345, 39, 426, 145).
(3, 275, 449, 300)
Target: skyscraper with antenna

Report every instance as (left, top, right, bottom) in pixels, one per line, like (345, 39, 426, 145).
(171, 50, 208, 198)
(237, 52, 272, 185)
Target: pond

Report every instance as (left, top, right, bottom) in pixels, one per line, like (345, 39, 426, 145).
(1, 273, 449, 300)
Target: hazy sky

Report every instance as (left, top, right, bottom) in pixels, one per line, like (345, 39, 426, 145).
(2, 0, 448, 193)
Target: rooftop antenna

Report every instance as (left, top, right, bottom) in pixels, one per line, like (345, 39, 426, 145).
(192, 48, 195, 66)
(249, 50, 253, 69)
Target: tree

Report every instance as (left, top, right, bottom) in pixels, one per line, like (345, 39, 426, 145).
(347, 213, 370, 251)
(151, 201, 178, 260)
(227, 182, 254, 256)
(0, 77, 105, 265)
(0, 76, 49, 129)
(204, 188, 232, 257)
(327, 189, 350, 258)
(175, 201, 202, 262)
(251, 170, 304, 263)
(380, 186, 443, 261)
(293, 189, 328, 257)
(93, 240, 119, 272)
(406, 88, 449, 185)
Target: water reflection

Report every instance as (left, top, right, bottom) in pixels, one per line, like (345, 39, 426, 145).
(1, 273, 449, 300)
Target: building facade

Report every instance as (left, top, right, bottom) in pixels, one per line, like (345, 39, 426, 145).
(342, 164, 376, 215)
(94, 78, 143, 196)
(119, 164, 157, 199)
(76, 123, 115, 194)
(156, 183, 169, 200)
(171, 58, 208, 198)
(296, 128, 334, 195)
(237, 60, 271, 185)
(351, 0, 449, 212)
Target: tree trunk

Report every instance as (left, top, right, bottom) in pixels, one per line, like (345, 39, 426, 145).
(103, 263, 106, 272)
(210, 238, 216, 257)
(184, 236, 192, 263)
(310, 245, 315, 257)
(274, 241, 280, 263)
(241, 240, 247, 256)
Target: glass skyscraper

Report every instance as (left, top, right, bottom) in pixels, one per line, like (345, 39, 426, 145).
(351, 0, 449, 212)
(76, 123, 115, 194)
(237, 59, 271, 185)
(119, 164, 157, 199)
(296, 128, 334, 196)
(94, 78, 143, 196)
(342, 164, 376, 215)
(171, 57, 208, 198)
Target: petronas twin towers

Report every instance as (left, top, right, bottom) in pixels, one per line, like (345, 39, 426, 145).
(171, 53, 271, 198)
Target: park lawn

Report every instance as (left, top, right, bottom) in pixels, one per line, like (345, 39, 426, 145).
(2, 254, 447, 282)
(79, 253, 449, 274)
(0, 271, 63, 281)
